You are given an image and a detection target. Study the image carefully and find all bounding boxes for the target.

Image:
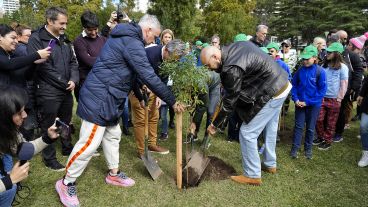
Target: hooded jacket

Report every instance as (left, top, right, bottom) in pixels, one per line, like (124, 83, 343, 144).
(213, 41, 288, 126)
(76, 23, 175, 126)
(27, 26, 79, 98)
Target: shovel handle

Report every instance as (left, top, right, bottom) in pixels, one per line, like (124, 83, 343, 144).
(176, 112, 183, 189)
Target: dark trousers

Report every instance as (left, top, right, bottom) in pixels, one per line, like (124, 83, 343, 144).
(38, 93, 74, 163)
(292, 105, 320, 151)
(228, 112, 242, 141)
(335, 94, 354, 135)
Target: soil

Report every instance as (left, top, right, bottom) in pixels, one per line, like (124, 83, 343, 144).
(183, 156, 236, 188)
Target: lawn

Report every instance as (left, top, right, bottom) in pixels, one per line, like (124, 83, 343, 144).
(18, 102, 368, 207)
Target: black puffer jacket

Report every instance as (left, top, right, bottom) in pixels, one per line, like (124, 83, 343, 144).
(213, 41, 288, 126)
(343, 49, 363, 92)
(27, 26, 79, 98)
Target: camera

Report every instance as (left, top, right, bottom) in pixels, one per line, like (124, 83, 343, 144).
(115, 4, 127, 22)
(55, 119, 70, 138)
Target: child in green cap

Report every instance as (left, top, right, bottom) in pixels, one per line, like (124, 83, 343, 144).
(314, 42, 348, 150)
(290, 45, 327, 159)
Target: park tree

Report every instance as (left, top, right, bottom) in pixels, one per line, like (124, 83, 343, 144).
(260, 0, 368, 43)
(148, 0, 201, 41)
(202, 0, 257, 44)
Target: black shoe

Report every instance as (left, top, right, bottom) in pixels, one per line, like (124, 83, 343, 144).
(123, 126, 131, 136)
(318, 142, 331, 151)
(276, 135, 281, 143)
(69, 123, 75, 134)
(45, 160, 65, 172)
(312, 138, 323, 146)
(169, 121, 175, 129)
(351, 115, 361, 122)
(159, 133, 168, 141)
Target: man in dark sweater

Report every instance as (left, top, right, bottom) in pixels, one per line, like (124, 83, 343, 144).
(130, 39, 187, 157)
(73, 11, 106, 102)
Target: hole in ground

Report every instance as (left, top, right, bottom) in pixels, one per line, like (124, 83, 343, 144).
(183, 156, 236, 188)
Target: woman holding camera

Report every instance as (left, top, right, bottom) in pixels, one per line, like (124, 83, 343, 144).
(0, 86, 59, 206)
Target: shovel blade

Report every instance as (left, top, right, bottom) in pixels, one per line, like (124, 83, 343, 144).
(141, 151, 163, 180)
(183, 151, 210, 186)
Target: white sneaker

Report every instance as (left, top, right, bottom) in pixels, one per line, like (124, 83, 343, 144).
(357, 135, 361, 139)
(358, 151, 368, 167)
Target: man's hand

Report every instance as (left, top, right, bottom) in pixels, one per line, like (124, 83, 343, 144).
(10, 162, 30, 184)
(139, 100, 145, 108)
(66, 81, 75, 91)
(155, 97, 161, 109)
(47, 123, 60, 139)
(172, 102, 185, 113)
(207, 123, 217, 136)
(357, 96, 364, 106)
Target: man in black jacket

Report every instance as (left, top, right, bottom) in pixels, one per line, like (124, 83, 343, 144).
(333, 30, 364, 142)
(249, 25, 270, 47)
(202, 42, 291, 185)
(27, 7, 79, 171)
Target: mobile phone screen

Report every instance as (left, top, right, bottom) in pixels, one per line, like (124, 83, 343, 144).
(48, 39, 56, 50)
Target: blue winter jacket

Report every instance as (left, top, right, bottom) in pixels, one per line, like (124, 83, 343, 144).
(291, 64, 327, 106)
(77, 23, 176, 126)
(275, 58, 292, 80)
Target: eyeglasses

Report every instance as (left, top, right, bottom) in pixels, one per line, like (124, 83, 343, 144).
(212, 42, 218, 44)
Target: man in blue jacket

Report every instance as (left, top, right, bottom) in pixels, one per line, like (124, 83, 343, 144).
(55, 14, 184, 207)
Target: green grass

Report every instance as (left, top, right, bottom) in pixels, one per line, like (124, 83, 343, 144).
(19, 103, 368, 207)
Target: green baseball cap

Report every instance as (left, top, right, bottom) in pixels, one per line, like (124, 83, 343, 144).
(266, 42, 280, 51)
(195, 40, 203, 46)
(260, 47, 269, 53)
(202, 43, 210, 48)
(326, 42, 344, 54)
(234, 33, 247, 42)
(300, 45, 318, 59)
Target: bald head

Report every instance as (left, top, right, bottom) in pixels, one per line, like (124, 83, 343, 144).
(336, 30, 348, 45)
(200, 46, 222, 71)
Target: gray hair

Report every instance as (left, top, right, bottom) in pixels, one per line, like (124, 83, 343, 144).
(165, 39, 187, 57)
(211, 34, 220, 42)
(256, 25, 268, 32)
(45, 7, 67, 22)
(138, 14, 161, 30)
(313, 37, 326, 46)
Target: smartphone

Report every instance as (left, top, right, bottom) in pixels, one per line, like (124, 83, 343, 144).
(55, 119, 70, 138)
(48, 39, 57, 50)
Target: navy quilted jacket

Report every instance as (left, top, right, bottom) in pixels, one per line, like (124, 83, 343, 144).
(77, 23, 175, 126)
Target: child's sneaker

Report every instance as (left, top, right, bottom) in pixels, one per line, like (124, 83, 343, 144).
(333, 134, 343, 143)
(55, 179, 80, 207)
(318, 141, 331, 150)
(305, 149, 312, 159)
(290, 147, 298, 159)
(312, 138, 323, 146)
(105, 171, 135, 187)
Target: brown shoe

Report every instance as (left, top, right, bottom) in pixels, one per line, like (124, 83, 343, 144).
(148, 145, 169, 155)
(262, 167, 277, 174)
(230, 175, 262, 185)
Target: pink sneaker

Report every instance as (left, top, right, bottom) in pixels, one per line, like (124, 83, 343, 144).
(105, 171, 135, 187)
(55, 179, 80, 207)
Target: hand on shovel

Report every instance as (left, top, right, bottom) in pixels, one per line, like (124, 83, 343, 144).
(207, 123, 217, 136)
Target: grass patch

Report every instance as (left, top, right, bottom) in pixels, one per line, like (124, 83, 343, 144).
(19, 102, 368, 207)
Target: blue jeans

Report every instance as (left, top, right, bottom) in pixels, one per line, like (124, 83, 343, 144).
(360, 113, 368, 151)
(0, 174, 16, 207)
(292, 105, 321, 151)
(121, 98, 129, 127)
(239, 97, 286, 178)
(160, 104, 169, 134)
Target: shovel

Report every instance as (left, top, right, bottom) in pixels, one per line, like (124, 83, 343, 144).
(182, 122, 210, 187)
(140, 91, 163, 180)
